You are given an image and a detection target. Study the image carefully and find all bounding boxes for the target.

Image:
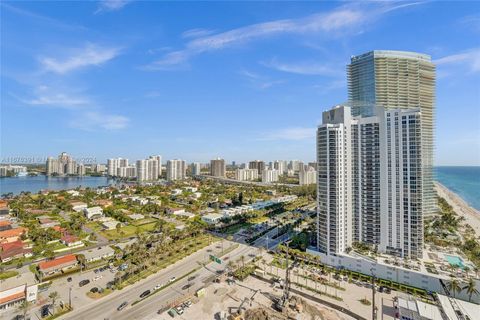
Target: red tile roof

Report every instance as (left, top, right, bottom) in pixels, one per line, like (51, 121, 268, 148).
(0, 291, 25, 305)
(0, 227, 27, 239)
(0, 220, 11, 227)
(0, 240, 24, 251)
(61, 234, 79, 244)
(38, 254, 77, 270)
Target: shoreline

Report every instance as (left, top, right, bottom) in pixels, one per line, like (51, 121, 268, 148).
(434, 181, 480, 236)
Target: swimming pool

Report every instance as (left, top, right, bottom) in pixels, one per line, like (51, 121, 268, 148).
(445, 255, 465, 269)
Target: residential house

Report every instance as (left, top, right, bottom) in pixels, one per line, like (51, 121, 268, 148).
(201, 213, 223, 225)
(60, 234, 83, 247)
(0, 220, 12, 232)
(0, 200, 9, 216)
(0, 227, 27, 244)
(83, 207, 104, 220)
(0, 240, 32, 262)
(70, 201, 88, 212)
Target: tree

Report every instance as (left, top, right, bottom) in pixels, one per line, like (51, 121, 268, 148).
(17, 300, 31, 320)
(49, 291, 59, 314)
(447, 278, 462, 298)
(77, 254, 86, 273)
(463, 278, 479, 302)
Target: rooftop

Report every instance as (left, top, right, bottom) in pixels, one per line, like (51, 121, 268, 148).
(38, 254, 77, 270)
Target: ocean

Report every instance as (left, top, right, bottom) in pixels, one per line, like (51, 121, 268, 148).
(435, 166, 480, 211)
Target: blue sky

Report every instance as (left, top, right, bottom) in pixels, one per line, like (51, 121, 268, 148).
(1, 1, 479, 165)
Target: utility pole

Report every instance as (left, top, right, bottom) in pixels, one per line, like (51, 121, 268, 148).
(69, 286, 72, 309)
(371, 268, 376, 320)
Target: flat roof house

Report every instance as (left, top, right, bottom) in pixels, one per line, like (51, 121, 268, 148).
(201, 213, 223, 225)
(83, 246, 115, 263)
(70, 201, 88, 212)
(0, 284, 38, 311)
(83, 207, 104, 220)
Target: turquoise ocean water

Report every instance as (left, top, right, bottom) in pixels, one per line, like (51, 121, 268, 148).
(435, 166, 480, 211)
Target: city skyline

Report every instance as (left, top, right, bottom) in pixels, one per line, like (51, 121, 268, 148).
(2, 1, 480, 165)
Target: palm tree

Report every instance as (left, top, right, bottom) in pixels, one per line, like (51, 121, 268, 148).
(447, 278, 462, 298)
(240, 255, 245, 268)
(49, 291, 59, 314)
(17, 300, 31, 320)
(77, 254, 86, 273)
(462, 278, 479, 302)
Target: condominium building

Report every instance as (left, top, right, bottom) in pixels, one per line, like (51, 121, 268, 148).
(235, 168, 258, 181)
(288, 160, 303, 172)
(77, 164, 85, 176)
(136, 158, 159, 182)
(299, 167, 317, 185)
(166, 159, 186, 181)
(317, 105, 423, 259)
(45, 152, 78, 176)
(190, 162, 201, 176)
(248, 160, 265, 175)
(273, 160, 287, 174)
(261, 169, 280, 184)
(107, 158, 128, 177)
(0, 165, 27, 177)
(150, 155, 162, 178)
(210, 158, 226, 177)
(118, 166, 136, 178)
(348, 50, 435, 217)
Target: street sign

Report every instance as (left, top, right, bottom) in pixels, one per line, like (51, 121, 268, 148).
(209, 254, 222, 264)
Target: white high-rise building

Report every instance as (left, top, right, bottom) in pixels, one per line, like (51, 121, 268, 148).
(273, 160, 287, 174)
(235, 168, 258, 181)
(166, 159, 186, 181)
(261, 169, 280, 183)
(317, 105, 423, 259)
(299, 167, 317, 185)
(107, 158, 128, 177)
(77, 164, 86, 176)
(118, 166, 137, 178)
(136, 158, 159, 181)
(150, 155, 162, 178)
(190, 162, 201, 176)
(289, 160, 302, 172)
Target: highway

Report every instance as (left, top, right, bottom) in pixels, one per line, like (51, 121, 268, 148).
(62, 242, 256, 320)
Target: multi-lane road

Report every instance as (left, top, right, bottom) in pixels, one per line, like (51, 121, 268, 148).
(61, 242, 256, 320)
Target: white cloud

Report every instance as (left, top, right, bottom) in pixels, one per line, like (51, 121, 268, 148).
(39, 44, 120, 74)
(181, 28, 216, 39)
(239, 69, 285, 89)
(16, 86, 89, 109)
(435, 48, 480, 73)
(70, 111, 129, 131)
(95, 0, 131, 13)
(261, 127, 316, 141)
(263, 58, 338, 76)
(146, 2, 423, 70)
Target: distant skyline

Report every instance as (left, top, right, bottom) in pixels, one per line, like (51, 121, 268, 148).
(1, 1, 479, 165)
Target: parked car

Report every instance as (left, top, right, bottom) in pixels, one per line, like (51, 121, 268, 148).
(169, 277, 176, 282)
(79, 279, 90, 287)
(154, 284, 162, 291)
(117, 301, 128, 311)
(175, 306, 184, 315)
(67, 277, 72, 282)
(140, 290, 151, 298)
(90, 287, 99, 293)
(41, 305, 50, 318)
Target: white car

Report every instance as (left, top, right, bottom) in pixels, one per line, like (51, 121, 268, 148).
(169, 277, 176, 283)
(93, 275, 103, 281)
(154, 284, 162, 291)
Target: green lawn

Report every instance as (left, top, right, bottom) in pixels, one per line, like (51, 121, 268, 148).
(0, 270, 19, 280)
(100, 222, 157, 240)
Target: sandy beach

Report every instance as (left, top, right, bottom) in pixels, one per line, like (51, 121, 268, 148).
(435, 182, 480, 237)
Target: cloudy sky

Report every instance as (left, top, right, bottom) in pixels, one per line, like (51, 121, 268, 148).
(1, 1, 479, 165)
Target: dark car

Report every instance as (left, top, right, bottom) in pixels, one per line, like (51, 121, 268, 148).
(67, 277, 72, 282)
(140, 290, 151, 298)
(90, 287, 99, 293)
(41, 305, 50, 318)
(79, 279, 90, 287)
(117, 301, 128, 311)
(182, 283, 193, 290)
(187, 276, 196, 281)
